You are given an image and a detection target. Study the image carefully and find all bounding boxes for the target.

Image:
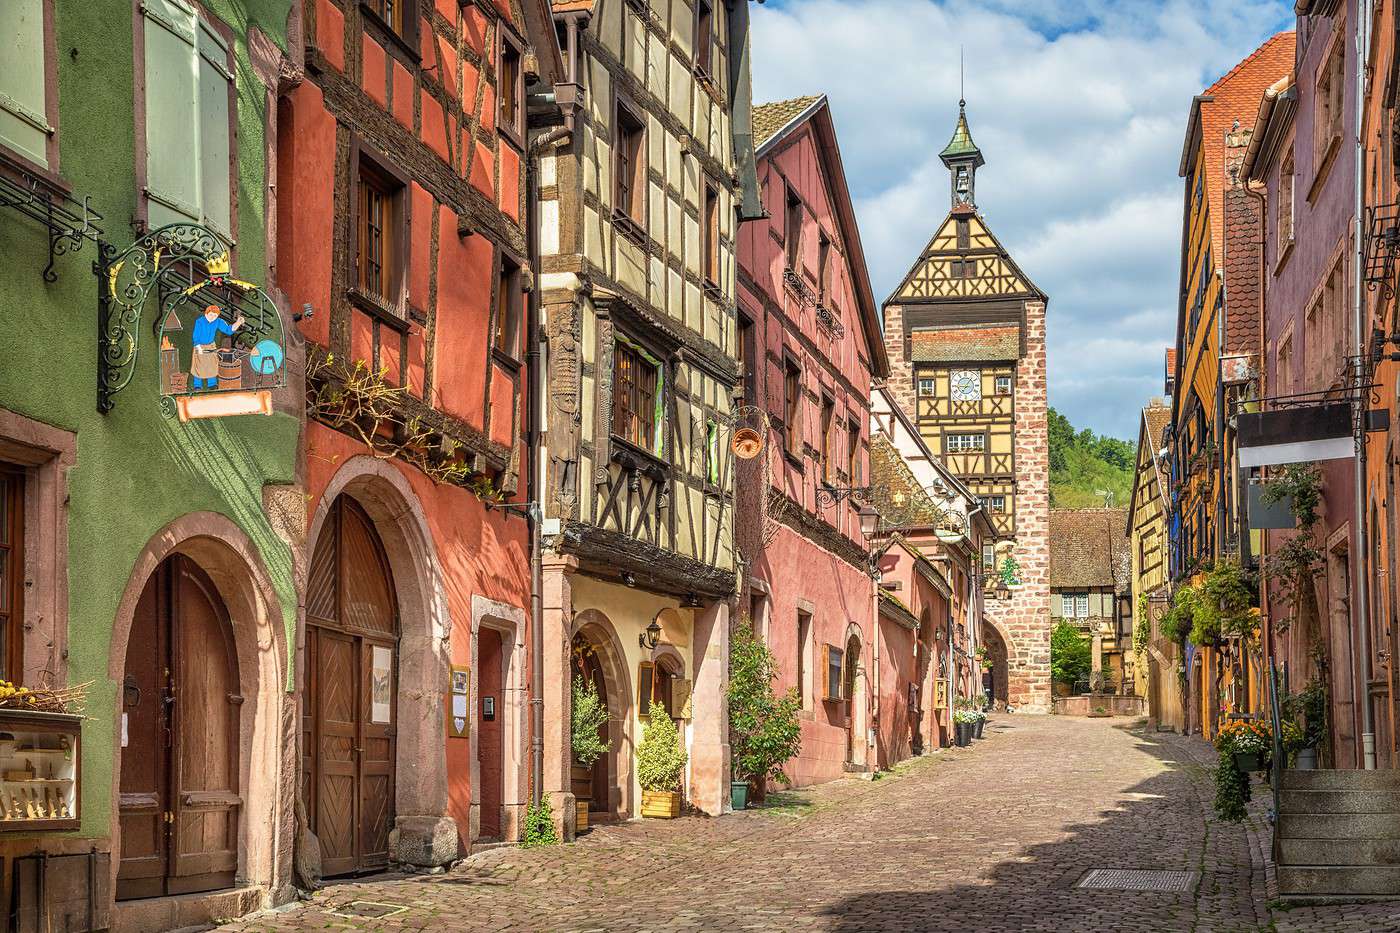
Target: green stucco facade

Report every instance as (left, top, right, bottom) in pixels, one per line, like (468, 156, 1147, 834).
(0, 0, 297, 845)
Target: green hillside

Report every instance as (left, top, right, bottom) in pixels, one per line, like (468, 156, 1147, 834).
(1048, 407, 1135, 509)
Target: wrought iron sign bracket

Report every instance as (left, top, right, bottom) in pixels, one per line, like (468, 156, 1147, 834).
(1364, 202, 1400, 300)
(816, 483, 876, 508)
(0, 165, 105, 282)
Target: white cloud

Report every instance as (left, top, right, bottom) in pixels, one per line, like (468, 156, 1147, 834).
(750, 0, 1291, 437)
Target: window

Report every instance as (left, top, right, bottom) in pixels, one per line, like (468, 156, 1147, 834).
(823, 644, 844, 701)
(951, 258, 973, 279)
(1279, 146, 1295, 246)
(693, 0, 713, 77)
(498, 30, 524, 143)
(1277, 333, 1294, 396)
(981, 494, 1006, 513)
(784, 184, 802, 270)
(611, 340, 661, 452)
(956, 218, 970, 250)
(819, 397, 835, 483)
(0, 466, 23, 683)
(364, 0, 405, 35)
(737, 315, 755, 403)
(797, 611, 811, 707)
(141, 0, 233, 237)
(1315, 35, 1345, 165)
(1060, 593, 1089, 619)
(949, 370, 981, 402)
(783, 359, 802, 456)
(1077, 594, 1090, 617)
(846, 419, 860, 483)
(917, 377, 935, 397)
(355, 160, 402, 304)
(994, 375, 1012, 395)
(945, 433, 985, 453)
(981, 541, 995, 572)
(704, 418, 720, 486)
(817, 232, 831, 304)
(703, 179, 720, 286)
(493, 253, 522, 358)
(614, 99, 646, 226)
(1, 0, 54, 169)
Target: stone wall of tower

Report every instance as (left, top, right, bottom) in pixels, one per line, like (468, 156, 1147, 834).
(881, 303, 915, 412)
(986, 298, 1051, 711)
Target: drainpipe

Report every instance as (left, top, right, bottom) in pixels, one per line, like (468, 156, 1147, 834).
(1352, 0, 1377, 769)
(870, 555, 879, 769)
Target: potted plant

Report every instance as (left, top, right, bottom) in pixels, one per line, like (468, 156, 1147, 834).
(1282, 677, 1328, 769)
(1215, 718, 1270, 774)
(570, 676, 610, 831)
(637, 700, 687, 818)
(972, 707, 987, 739)
(727, 625, 802, 811)
(953, 708, 977, 747)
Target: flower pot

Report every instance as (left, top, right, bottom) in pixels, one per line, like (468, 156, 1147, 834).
(974, 719, 985, 739)
(575, 798, 590, 832)
(954, 722, 972, 747)
(1294, 746, 1317, 770)
(1232, 751, 1263, 773)
(730, 781, 748, 811)
(641, 789, 680, 819)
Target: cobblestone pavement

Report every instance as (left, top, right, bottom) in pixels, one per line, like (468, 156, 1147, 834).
(220, 716, 1400, 932)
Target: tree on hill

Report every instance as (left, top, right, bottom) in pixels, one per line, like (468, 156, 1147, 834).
(1047, 407, 1134, 508)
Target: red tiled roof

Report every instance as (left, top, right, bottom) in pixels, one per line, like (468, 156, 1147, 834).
(911, 324, 1020, 363)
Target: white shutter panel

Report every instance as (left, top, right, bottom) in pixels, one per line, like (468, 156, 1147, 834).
(0, 0, 51, 167)
(143, 0, 201, 228)
(196, 19, 232, 238)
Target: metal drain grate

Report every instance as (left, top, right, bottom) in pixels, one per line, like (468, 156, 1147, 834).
(329, 901, 409, 919)
(1076, 869, 1196, 892)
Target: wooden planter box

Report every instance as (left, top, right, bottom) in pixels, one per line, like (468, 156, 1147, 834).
(0, 710, 81, 832)
(641, 790, 680, 819)
(575, 798, 590, 832)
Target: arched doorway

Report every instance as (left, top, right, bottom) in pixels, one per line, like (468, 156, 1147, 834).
(979, 621, 1010, 709)
(571, 633, 611, 817)
(570, 610, 630, 818)
(305, 495, 399, 876)
(117, 555, 240, 899)
(843, 633, 861, 766)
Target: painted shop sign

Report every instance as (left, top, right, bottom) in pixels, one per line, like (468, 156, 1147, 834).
(99, 223, 289, 418)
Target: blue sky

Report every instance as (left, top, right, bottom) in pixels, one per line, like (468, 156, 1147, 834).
(749, 0, 1294, 440)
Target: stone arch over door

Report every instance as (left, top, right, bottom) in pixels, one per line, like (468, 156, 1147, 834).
(980, 618, 1011, 708)
(842, 622, 867, 771)
(108, 512, 292, 912)
(571, 608, 632, 817)
(306, 456, 454, 868)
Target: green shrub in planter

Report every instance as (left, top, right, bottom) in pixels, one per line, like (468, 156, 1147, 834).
(728, 625, 802, 800)
(637, 701, 687, 793)
(571, 676, 610, 768)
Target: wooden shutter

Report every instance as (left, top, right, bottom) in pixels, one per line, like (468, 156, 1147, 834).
(0, 0, 51, 167)
(673, 679, 692, 720)
(637, 661, 653, 717)
(195, 18, 232, 237)
(143, 0, 202, 227)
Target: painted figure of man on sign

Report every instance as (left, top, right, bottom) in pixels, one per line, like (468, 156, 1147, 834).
(190, 304, 245, 389)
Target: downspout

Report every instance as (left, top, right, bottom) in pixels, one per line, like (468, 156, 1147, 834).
(965, 504, 984, 706)
(1353, 0, 1377, 769)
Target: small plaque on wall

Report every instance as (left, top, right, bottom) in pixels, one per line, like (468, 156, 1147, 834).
(448, 666, 470, 738)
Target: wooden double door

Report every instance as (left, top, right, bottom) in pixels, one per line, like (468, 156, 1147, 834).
(118, 555, 241, 900)
(304, 496, 399, 877)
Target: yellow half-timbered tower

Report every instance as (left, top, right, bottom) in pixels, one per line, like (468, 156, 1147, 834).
(882, 102, 1051, 711)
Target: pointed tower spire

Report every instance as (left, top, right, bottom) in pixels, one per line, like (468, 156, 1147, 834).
(940, 100, 985, 209)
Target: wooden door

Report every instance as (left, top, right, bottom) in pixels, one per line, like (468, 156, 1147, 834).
(477, 629, 502, 838)
(305, 496, 398, 876)
(118, 556, 240, 900)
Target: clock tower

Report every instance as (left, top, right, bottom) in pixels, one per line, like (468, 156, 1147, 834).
(880, 102, 1052, 712)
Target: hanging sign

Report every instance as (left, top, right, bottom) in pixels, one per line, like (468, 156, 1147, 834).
(1237, 403, 1353, 467)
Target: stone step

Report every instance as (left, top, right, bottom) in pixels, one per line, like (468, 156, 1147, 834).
(1281, 769, 1400, 792)
(1276, 865, 1400, 897)
(1277, 837, 1400, 866)
(1277, 812, 1400, 840)
(1278, 789, 1400, 815)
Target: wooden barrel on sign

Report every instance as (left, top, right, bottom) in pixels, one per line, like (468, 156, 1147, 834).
(217, 351, 243, 389)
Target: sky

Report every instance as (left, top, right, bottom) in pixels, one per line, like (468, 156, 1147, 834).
(749, 0, 1295, 440)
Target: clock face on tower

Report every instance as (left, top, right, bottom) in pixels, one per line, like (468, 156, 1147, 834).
(950, 370, 981, 402)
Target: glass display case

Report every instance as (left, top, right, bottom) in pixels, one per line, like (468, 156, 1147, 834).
(0, 710, 80, 832)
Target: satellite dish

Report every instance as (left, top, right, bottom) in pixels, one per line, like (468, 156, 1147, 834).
(731, 427, 764, 459)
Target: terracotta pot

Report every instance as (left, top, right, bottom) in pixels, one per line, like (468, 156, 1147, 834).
(641, 789, 680, 819)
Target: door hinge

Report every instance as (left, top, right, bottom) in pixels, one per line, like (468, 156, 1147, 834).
(164, 811, 174, 824)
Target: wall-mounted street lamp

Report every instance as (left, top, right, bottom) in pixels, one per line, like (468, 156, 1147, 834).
(639, 618, 662, 650)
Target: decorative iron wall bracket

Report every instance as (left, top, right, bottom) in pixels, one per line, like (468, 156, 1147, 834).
(0, 166, 105, 282)
(1364, 202, 1400, 300)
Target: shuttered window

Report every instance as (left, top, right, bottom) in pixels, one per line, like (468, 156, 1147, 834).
(0, 0, 52, 168)
(0, 466, 23, 684)
(142, 0, 233, 238)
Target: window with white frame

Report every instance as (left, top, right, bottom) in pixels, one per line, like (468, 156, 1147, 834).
(917, 377, 935, 397)
(994, 375, 1012, 395)
(1, 0, 54, 169)
(1060, 593, 1090, 618)
(945, 433, 985, 453)
(141, 0, 234, 238)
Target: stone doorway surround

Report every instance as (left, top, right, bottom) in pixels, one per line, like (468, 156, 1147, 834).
(108, 512, 293, 929)
(305, 456, 455, 869)
(469, 594, 528, 844)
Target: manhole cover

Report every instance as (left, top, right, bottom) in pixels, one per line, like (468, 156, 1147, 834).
(1076, 869, 1196, 892)
(329, 901, 409, 919)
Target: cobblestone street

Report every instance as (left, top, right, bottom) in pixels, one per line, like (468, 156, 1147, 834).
(220, 716, 1400, 932)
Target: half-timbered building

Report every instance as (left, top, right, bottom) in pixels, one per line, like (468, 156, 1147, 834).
(881, 101, 1051, 711)
(535, 0, 760, 833)
(732, 94, 888, 786)
(1129, 401, 1180, 731)
(276, 0, 564, 870)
